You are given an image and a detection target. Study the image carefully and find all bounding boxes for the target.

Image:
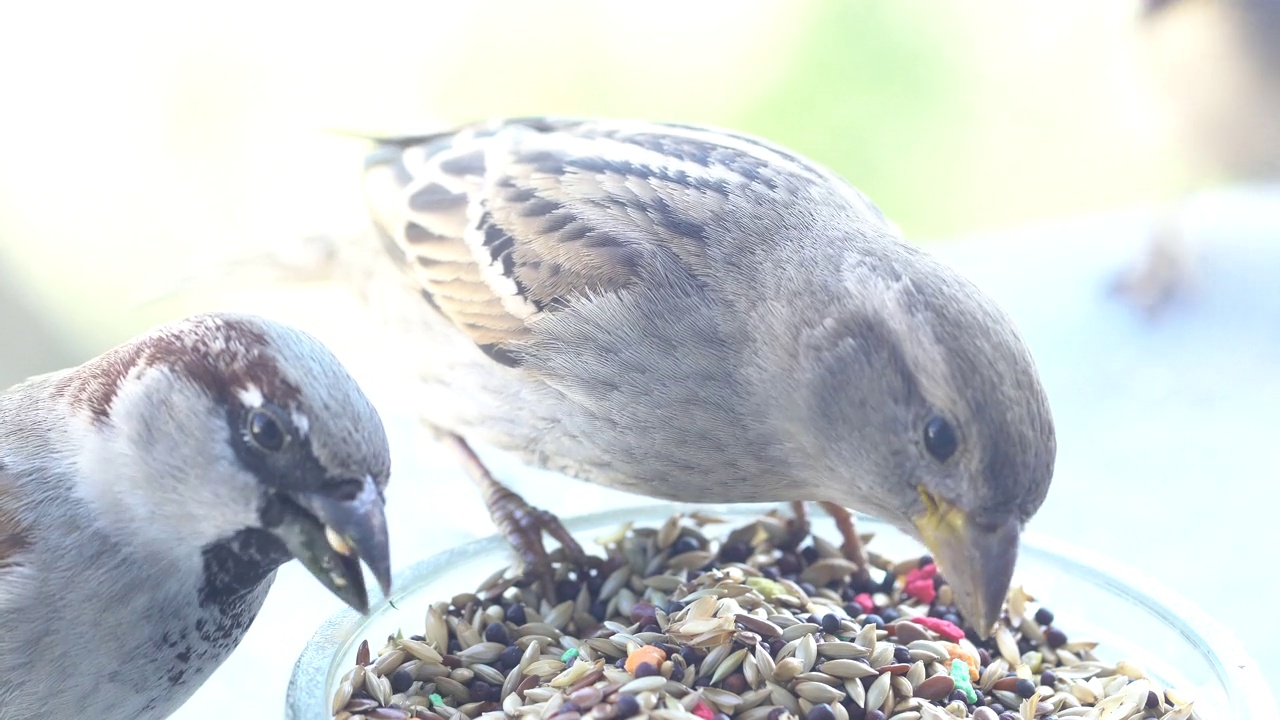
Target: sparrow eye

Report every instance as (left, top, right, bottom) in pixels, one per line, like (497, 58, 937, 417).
(247, 410, 287, 452)
(923, 415, 957, 462)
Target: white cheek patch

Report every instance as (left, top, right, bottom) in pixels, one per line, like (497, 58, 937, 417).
(235, 385, 264, 408)
(291, 409, 310, 438)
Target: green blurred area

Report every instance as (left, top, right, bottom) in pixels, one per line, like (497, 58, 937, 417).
(0, 0, 1182, 376)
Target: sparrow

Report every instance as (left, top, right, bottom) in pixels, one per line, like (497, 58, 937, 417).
(335, 117, 1059, 638)
(1114, 0, 1280, 314)
(0, 312, 392, 718)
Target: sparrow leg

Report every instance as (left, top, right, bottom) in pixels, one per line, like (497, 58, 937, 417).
(781, 501, 871, 586)
(817, 501, 873, 588)
(440, 434, 588, 598)
(781, 501, 811, 551)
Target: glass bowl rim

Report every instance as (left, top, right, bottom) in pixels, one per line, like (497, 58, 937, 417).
(285, 502, 1278, 719)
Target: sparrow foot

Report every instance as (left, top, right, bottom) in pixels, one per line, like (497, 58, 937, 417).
(441, 434, 588, 600)
(785, 501, 873, 588)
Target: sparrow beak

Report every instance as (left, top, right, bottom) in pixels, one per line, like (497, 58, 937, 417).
(912, 489, 1020, 639)
(269, 476, 392, 614)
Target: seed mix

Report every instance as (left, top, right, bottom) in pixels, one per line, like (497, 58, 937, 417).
(330, 510, 1202, 720)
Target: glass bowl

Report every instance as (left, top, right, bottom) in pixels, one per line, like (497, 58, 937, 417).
(285, 503, 1278, 719)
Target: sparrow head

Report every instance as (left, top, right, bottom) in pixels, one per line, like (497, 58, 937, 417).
(783, 237, 1056, 638)
(59, 312, 392, 612)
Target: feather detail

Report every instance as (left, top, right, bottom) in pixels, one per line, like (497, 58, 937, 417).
(0, 471, 31, 572)
(361, 117, 880, 366)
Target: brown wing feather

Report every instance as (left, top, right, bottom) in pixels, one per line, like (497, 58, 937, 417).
(361, 117, 853, 365)
(0, 470, 31, 572)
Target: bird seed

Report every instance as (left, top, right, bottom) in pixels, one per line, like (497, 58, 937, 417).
(331, 509, 1205, 720)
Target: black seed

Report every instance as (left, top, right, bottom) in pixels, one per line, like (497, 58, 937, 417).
(768, 708, 789, 720)
(1041, 670, 1057, 687)
(777, 552, 801, 576)
(664, 600, 685, 616)
(589, 598, 609, 621)
(801, 545, 820, 564)
(893, 645, 911, 664)
(555, 579, 580, 601)
(806, 703, 837, 720)
(498, 644, 523, 669)
(642, 623, 661, 634)
(879, 607, 901, 623)
(866, 710, 887, 720)
(799, 582, 818, 597)
(471, 680, 493, 702)
(615, 694, 640, 719)
(761, 565, 781, 580)
(506, 603, 527, 625)
(878, 572, 897, 593)
(932, 572, 947, 589)
(681, 646, 703, 665)
(973, 689, 985, 705)
(629, 601, 657, 626)
(719, 540, 751, 564)
(978, 648, 991, 665)
(863, 614, 885, 630)
(1146, 691, 1160, 709)
(942, 613, 962, 628)
(1014, 678, 1037, 699)
(671, 534, 701, 555)
(949, 689, 968, 704)
(390, 667, 413, 693)
(821, 613, 841, 634)
(1045, 627, 1068, 648)
(409, 634, 425, 642)
(1034, 607, 1055, 625)
(635, 661, 660, 678)
(483, 622, 508, 645)
(919, 555, 934, 567)
(723, 672, 748, 694)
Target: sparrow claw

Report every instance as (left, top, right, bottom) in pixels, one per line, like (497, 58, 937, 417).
(494, 494, 589, 595)
(440, 432, 588, 601)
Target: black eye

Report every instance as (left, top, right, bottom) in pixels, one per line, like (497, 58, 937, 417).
(923, 415, 958, 462)
(247, 410, 287, 452)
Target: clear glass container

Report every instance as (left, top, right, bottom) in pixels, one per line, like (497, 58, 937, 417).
(285, 503, 1278, 719)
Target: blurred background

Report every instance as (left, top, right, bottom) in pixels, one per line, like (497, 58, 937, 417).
(1, 0, 1277, 715)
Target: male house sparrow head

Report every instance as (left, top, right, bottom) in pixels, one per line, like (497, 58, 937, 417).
(0, 312, 392, 717)
(43, 312, 393, 609)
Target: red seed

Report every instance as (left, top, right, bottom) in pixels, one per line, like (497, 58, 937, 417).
(910, 616, 964, 642)
(904, 578, 937, 603)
